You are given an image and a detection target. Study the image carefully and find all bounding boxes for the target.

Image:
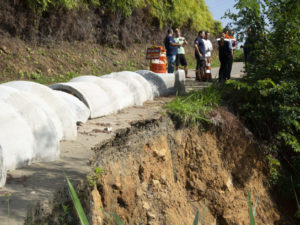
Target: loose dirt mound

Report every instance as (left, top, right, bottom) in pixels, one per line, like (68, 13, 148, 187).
(88, 108, 282, 224)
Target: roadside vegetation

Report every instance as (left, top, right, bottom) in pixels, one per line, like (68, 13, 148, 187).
(24, 0, 222, 34)
(224, 0, 299, 211)
(166, 85, 221, 125)
(168, 0, 299, 220)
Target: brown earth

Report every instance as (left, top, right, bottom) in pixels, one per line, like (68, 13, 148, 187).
(83, 108, 286, 225)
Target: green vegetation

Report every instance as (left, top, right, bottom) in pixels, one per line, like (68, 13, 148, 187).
(223, 0, 300, 215)
(147, 0, 221, 33)
(233, 49, 244, 62)
(166, 85, 220, 125)
(24, 0, 222, 34)
(248, 191, 258, 225)
(65, 174, 89, 225)
(86, 166, 104, 187)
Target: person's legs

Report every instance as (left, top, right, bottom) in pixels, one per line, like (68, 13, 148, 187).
(180, 54, 188, 78)
(199, 59, 205, 81)
(195, 56, 201, 81)
(226, 55, 233, 79)
(219, 57, 226, 82)
(184, 65, 188, 78)
(167, 55, 176, 73)
(175, 54, 180, 71)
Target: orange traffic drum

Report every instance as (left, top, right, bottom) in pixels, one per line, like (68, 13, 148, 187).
(150, 48, 167, 73)
(151, 59, 167, 73)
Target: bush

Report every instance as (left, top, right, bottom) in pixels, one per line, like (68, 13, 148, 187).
(223, 0, 300, 210)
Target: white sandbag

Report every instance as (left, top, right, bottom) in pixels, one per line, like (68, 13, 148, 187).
(0, 145, 5, 188)
(0, 100, 35, 187)
(2, 81, 77, 140)
(101, 71, 154, 106)
(135, 70, 186, 96)
(53, 90, 90, 123)
(69, 75, 135, 111)
(0, 86, 60, 163)
(50, 82, 113, 119)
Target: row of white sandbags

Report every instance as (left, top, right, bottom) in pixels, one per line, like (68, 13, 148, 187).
(0, 82, 90, 187)
(51, 71, 185, 118)
(0, 70, 185, 187)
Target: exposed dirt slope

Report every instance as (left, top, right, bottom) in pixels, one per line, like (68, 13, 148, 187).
(87, 108, 283, 225)
(0, 37, 150, 84)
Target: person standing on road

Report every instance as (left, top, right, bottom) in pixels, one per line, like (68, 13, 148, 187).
(217, 33, 233, 82)
(226, 30, 237, 79)
(164, 28, 182, 73)
(174, 28, 189, 78)
(204, 31, 213, 81)
(194, 30, 206, 81)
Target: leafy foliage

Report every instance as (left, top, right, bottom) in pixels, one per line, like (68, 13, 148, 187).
(24, 0, 222, 34)
(223, 0, 300, 213)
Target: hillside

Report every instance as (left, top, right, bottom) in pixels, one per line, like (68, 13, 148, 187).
(0, 0, 222, 84)
(0, 0, 222, 45)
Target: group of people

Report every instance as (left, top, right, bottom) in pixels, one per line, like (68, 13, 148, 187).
(164, 28, 237, 82)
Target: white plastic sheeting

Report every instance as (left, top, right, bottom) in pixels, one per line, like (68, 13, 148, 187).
(0, 145, 4, 187)
(51, 71, 154, 119)
(3, 81, 77, 140)
(0, 86, 60, 163)
(0, 100, 35, 187)
(53, 90, 90, 123)
(69, 75, 134, 111)
(136, 70, 186, 96)
(50, 82, 114, 119)
(101, 71, 154, 105)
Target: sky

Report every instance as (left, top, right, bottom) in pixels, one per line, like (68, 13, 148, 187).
(205, 0, 238, 27)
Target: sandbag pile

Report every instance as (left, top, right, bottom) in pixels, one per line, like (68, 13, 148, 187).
(0, 70, 185, 187)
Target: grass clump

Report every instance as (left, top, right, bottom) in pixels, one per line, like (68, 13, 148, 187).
(166, 85, 220, 125)
(65, 174, 89, 225)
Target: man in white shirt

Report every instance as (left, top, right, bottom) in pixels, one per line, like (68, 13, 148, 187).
(203, 31, 213, 81)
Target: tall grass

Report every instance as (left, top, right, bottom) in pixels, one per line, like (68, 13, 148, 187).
(248, 191, 258, 225)
(65, 174, 90, 225)
(166, 85, 221, 125)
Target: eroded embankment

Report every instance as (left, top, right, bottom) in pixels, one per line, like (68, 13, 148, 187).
(21, 105, 285, 225)
(83, 108, 281, 225)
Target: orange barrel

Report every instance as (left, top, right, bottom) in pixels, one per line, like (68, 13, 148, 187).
(204, 58, 212, 81)
(150, 48, 167, 73)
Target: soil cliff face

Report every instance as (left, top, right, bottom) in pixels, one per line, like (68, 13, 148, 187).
(88, 108, 281, 225)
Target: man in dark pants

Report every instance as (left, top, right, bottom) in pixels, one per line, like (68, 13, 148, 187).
(226, 30, 236, 80)
(194, 30, 206, 81)
(218, 33, 233, 82)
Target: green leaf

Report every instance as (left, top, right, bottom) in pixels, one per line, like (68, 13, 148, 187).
(65, 174, 90, 225)
(248, 191, 256, 225)
(193, 210, 199, 225)
(111, 213, 125, 225)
